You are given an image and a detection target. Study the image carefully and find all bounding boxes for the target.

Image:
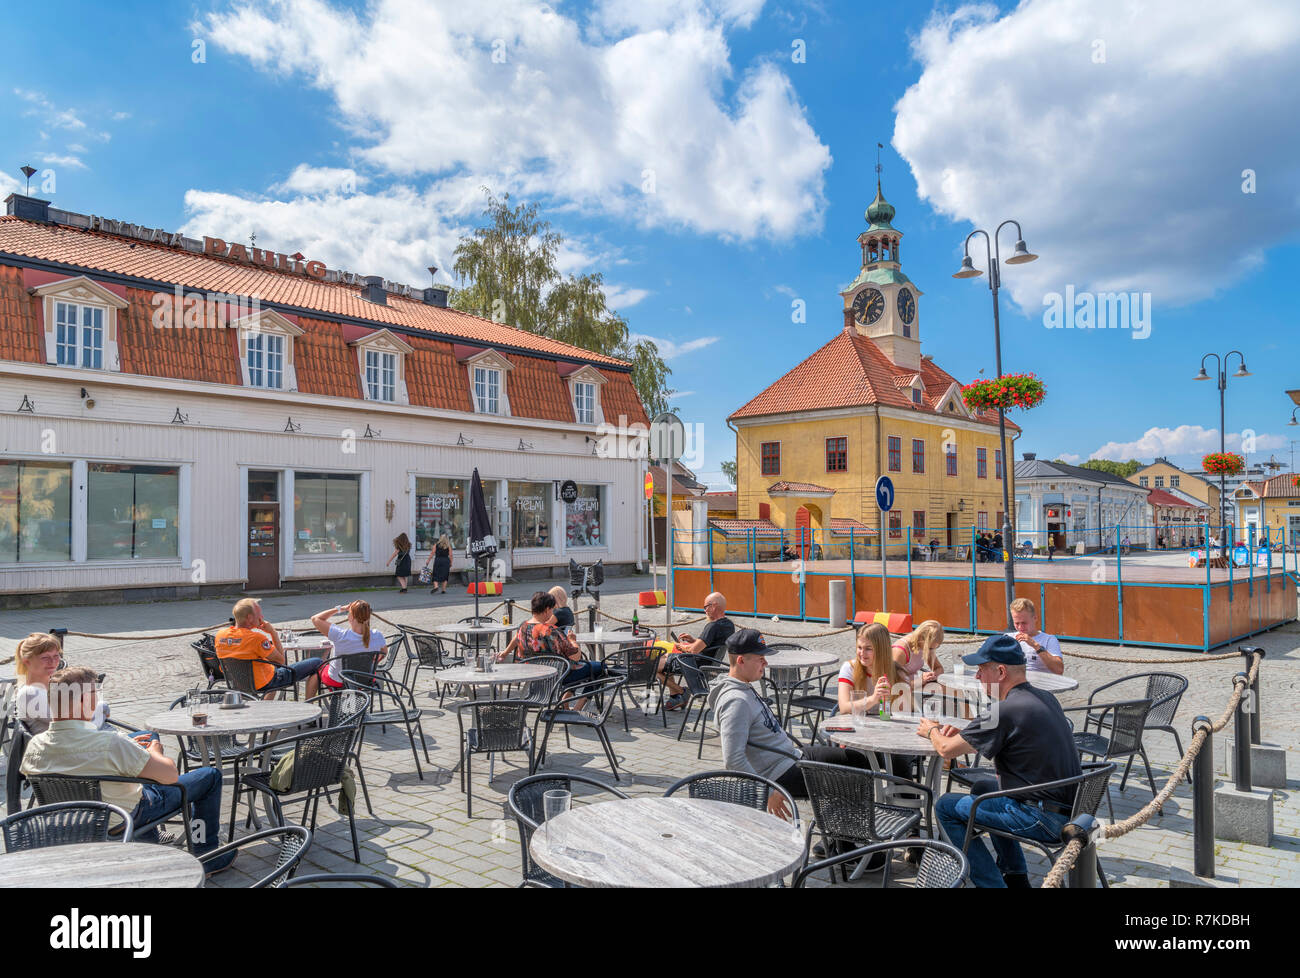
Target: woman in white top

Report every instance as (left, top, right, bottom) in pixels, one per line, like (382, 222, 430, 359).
(836, 622, 903, 716)
(13, 632, 108, 734)
(310, 600, 387, 690)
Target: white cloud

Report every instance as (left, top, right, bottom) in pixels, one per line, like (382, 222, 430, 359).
(272, 164, 363, 196)
(201, 0, 829, 241)
(1056, 453, 1082, 465)
(629, 333, 719, 359)
(672, 390, 697, 398)
(894, 0, 1300, 310)
(601, 284, 650, 309)
(41, 154, 87, 170)
(0, 171, 20, 197)
(1087, 425, 1287, 461)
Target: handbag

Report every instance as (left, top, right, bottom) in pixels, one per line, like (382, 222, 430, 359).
(418, 566, 432, 584)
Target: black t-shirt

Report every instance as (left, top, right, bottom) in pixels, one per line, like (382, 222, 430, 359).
(960, 682, 1081, 810)
(697, 617, 735, 658)
(553, 606, 575, 629)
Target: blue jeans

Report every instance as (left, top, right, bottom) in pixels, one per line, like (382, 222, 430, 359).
(259, 657, 324, 692)
(134, 766, 224, 856)
(563, 659, 607, 686)
(936, 792, 1069, 888)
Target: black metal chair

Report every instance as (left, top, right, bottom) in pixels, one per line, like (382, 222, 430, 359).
(459, 616, 500, 658)
(953, 762, 1117, 887)
(532, 675, 627, 780)
(199, 825, 312, 887)
(191, 634, 224, 688)
(401, 629, 467, 694)
(28, 773, 194, 851)
(228, 724, 364, 862)
(281, 872, 398, 888)
(217, 656, 298, 700)
(457, 700, 535, 817)
(341, 670, 431, 781)
(1, 801, 133, 851)
(305, 689, 374, 816)
(1064, 699, 1157, 819)
(793, 839, 968, 889)
(759, 643, 808, 725)
(797, 759, 928, 887)
(603, 640, 664, 731)
(1082, 672, 1189, 781)
(663, 769, 797, 821)
(672, 654, 724, 757)
(782, 668, 839, 741)
(376, 630, 407, 678)
(506, 772, 629, 887)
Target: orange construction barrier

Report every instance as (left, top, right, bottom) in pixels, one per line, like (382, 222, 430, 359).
(467, 581, 504, 596)
(638, 590, 666, 607)
(852, 611, 913, 634)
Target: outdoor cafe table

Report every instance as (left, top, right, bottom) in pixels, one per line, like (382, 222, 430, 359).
(573, 630, 642, 656)
(144, 699, 323, 768)
(936, 671, 1079, 695)
(766, 648, 840, 670)
(280, 634, 333, 663)
(529, 796, 805, 888)
(430, 621, 515, 653)
(435, 661, 556, 691)
(0, 842, 203, 888)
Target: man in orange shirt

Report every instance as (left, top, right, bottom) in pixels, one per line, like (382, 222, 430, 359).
(215, 599, 324, 699)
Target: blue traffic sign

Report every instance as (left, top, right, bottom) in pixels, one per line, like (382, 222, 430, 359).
(874, 476, 895, 512)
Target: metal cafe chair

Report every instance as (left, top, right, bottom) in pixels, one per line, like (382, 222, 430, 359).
(1, 801, 133, 852)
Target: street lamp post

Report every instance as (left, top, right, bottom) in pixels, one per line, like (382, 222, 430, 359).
(953, 221, 1037, 628)
(1194, 352, 1250, 558)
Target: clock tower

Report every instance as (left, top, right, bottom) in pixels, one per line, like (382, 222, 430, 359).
(840, 179, 923, 371)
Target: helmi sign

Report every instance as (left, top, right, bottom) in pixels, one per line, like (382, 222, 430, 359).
(49, 909, 151, 958)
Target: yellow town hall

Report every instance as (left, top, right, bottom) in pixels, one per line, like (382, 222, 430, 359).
(726, 182, 1020, 554)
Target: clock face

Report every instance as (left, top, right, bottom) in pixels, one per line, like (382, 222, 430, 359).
(897, 288, 916, 324)
(852, 288, 884, 326)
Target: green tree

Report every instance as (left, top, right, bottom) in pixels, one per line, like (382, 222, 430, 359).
(720, 459, 737, 486)
(450, 189, 671, 415)
(1078, 458, 1144, 478)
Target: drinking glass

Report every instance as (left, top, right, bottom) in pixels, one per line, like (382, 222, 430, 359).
(848, 690, 869, 726)
(542, 789, 572, 845)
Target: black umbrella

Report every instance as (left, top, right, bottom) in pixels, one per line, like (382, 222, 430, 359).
(466, 468, 497, 618)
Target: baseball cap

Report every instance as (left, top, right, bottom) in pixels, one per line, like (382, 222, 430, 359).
(726, 628, 777, 657)
(962, 633, 1026, 666)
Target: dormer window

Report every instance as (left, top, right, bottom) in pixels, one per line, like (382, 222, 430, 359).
(474, 366, 501, 414)
(32, 275, 128, 372)
(235, 310, 304, 392)
(349, 328, 413, 405)
(574, 382, 596, 423)
(366, 350, 396, 402)
(912, 388, 922, 406)
(247, 332, 285, 389)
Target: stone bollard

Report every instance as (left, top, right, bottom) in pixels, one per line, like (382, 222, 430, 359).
(1214, 676, 1275, 847)
(588, 606, 597, 632)
(49, 627, 68, 649)
(1226, 647, 1285, 788)
(827, 580, 847, 628)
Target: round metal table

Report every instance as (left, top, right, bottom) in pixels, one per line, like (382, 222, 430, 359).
(0, 842, 203, 888)
(435, 662, 556, 688)
(145, 700, 322, 768)
(573, 631, 644, 658)
(280, 635, 333, 663)
(431, 622, 515, 654)
(764, 648, 840, 670)
(937, 670, 1079, 695)
(529, 797, 805, 888)
(824, 711, 971, 756)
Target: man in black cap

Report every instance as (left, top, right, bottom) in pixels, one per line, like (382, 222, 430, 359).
(918, 634, 1081, 888)
(712, 628, 873, 820)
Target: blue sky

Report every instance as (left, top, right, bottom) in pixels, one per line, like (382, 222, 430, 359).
(4, 0, 1299, 487)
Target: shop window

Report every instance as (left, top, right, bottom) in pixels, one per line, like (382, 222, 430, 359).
(86, 464, 179, 560)
(509, 481, 553, 548)
(565, 485, 604, 547)
(294, 473, 361, 554)
(0, 460, 72, 563)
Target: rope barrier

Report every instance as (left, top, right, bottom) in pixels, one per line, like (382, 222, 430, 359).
(1040, 650, 1263, 887)
(61, 624, 229, 641)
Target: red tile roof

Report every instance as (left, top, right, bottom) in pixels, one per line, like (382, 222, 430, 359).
(728, 329, 1017, 431)
(1147, 488, 1206, 508)
(767, 481, 835, 494)
(1254, 473, 1300, 499)
(0, 214, 647, 426)
(709, 519, 783, 536)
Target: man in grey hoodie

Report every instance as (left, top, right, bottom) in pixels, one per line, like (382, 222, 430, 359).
(712, 628, 873, 819)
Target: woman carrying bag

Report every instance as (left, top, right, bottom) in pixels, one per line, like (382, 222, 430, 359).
(423, 533, 452, 595)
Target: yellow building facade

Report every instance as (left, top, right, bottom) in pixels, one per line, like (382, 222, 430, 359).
(1129, 459, 1221, 526)
(727, 182, 1019, 556)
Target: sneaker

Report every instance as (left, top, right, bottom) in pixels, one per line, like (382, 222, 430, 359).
(663, 693, 686, 711)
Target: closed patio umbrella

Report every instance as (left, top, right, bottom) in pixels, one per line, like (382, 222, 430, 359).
(466, 468, 498, 618)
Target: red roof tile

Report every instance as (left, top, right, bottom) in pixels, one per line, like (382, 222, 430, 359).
(0, 264, 43, 364)
(709, 519, 783, 536)
(729, 329, 1017, 431)
(768, 481, 835, 494)
(1147, 488, 1205, 508)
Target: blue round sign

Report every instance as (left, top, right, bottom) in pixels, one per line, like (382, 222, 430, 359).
(874, 476, 895, 512)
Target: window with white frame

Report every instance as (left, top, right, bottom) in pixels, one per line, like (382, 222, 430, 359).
(474, 366, 501, 414)
(247, 332, 285, 389)
(365, 350, 396, 402)
(574, 381, 596, 424)
(54, 301, 105, 369)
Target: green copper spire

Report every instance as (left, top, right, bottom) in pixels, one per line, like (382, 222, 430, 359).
(865, 179, 897, 231)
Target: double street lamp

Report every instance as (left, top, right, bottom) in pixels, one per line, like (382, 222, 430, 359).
(1194, 352, 1250, 557)
(953, 221, 1037, 626)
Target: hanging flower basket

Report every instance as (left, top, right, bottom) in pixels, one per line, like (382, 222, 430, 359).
(961, 373, 1046, 412)
(1201, 452, 1245, 476)
(1291, 474, 1299, 488)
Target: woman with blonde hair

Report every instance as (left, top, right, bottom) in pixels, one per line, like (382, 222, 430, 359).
(423, 532, 453, 595)
(14, 632, 108, 734)
(892, 619, 945, 687)
(836, 622, 906, 716)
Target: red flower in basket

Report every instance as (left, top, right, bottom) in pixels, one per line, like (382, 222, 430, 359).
(1292, 474, 1300, 488)
(961, 373, 1046, 413)
(1201, 452, 1245, 476)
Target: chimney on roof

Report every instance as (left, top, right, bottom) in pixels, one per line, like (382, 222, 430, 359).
(420, 265, 449, 307)
(1023, 452, 1036, 461)
(5, 194, 50, 223)
(843, 307, 854, 332)
(361, 275, 387, 305)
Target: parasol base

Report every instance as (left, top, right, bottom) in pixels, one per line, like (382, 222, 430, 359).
(467, 582, 504, 596)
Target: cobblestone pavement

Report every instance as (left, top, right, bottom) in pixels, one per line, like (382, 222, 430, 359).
(2, 580, 1297, 888)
